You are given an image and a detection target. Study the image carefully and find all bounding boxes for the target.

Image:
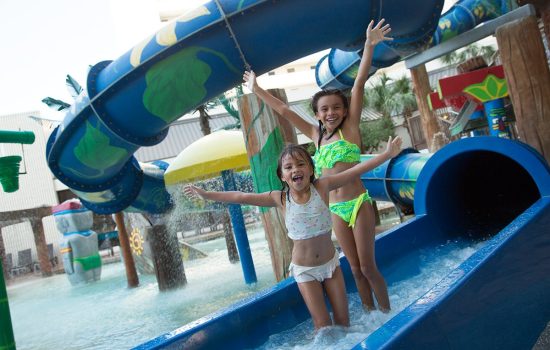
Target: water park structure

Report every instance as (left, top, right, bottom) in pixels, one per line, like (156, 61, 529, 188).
(1, 0, 549, 349)
(0, 130, 35, 350)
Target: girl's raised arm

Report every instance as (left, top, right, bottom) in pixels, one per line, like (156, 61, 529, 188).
(348, 19, 393, 126)
(184, 185, 280, 208)
(243, 70, 318, 140)
(323, 136, 402, 191)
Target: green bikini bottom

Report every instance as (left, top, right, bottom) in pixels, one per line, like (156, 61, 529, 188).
(329, 191, 373, 228)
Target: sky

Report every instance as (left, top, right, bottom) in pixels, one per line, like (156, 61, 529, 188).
(0, 0, 456, 120)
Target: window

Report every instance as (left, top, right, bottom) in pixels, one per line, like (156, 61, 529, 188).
(287, 68, 295, 73)
(268, 71, 275, 76)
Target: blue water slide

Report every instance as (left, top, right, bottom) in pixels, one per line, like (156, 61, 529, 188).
(135, 137, 550, 349)
(316, 0, 516, 89)
(46, 0, 446, 214)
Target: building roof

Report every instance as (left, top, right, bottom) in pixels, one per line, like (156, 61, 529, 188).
(134, 99, 383, 163)
(134, 114, 236, 163)
(428, 65, 458, 89)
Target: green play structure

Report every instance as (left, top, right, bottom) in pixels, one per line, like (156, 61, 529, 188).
(0, 129, 35, 350)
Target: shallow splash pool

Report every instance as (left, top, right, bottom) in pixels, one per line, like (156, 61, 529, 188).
(7, 225, 276, 350)
(257, 239, 483, 349)
(8, 223, 484, 350)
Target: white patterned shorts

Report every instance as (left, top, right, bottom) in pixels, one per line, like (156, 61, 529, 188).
(289, 251, 340, 283)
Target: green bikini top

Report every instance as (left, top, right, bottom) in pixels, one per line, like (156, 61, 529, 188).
(313, 129, 361, 176)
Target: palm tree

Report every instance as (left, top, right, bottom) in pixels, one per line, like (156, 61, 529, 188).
(439, 43, 497, 65)
(361, 73, 417, 152)
(196, 104, 212, 135)
(196, 85, 245, 134)
(391, 76, 417, 120)
(42, 74, 83, 111)
(364, 73, 394, 118)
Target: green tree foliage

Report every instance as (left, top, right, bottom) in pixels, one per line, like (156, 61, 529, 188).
(361, 73, 417, 152)
(42, 74, 82, 111)
(364, 73, 417, 118)
(199, 85, 246, 133)
(359, 116, 395, 153)
(439, 43, 497, 65)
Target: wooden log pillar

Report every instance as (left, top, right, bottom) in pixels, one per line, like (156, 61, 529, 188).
(539, 1, 550, 47)
(237, 89, 295, 282)
(30, 218, 52, 277)
(496, 16, 550, 163)
(113, 212, 139, 288)
(411, 64, 441, 152)
(518, 0, 550, 47)
(543, 5, 550, 47)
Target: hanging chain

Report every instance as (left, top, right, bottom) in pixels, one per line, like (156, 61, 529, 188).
(213, 0, 252, 71)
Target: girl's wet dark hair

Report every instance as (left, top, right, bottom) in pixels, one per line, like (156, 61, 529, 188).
(276, 144, 316, 204)
(310, 89, 349, 147)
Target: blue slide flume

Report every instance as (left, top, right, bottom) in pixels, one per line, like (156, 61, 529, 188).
(46, 0, 445, 214)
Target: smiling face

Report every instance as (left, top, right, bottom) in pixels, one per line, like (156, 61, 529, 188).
(312, 91, 348, 133)
(277, 145, 315, 192)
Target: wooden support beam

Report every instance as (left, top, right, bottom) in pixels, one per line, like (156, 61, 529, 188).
(30, 219, 52, 277)
(113, 212, 139, 288)
(496, 16, 550, 163)
(410, 64, 441, 152)
(518, 0, 550, 46)
(238, 90, 294, 282)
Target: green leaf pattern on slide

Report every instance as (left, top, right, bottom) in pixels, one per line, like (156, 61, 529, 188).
(73, 121, 128, 173)
(143, 46, 240, 123)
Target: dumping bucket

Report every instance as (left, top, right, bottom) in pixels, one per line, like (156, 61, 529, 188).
(0, 156, 22, 193)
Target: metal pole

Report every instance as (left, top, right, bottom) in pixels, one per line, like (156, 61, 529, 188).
(221, 170, 257, 284)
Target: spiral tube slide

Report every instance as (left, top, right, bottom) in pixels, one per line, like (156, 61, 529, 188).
(315, 0, 515, 90)
(360, 149, 431, 215)
(46, 0, 447, 214)
(135, 138, 550, 349)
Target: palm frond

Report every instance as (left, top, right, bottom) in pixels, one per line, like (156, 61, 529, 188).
(41, 97, 71, 111)
(65, 74, 83, 99)
(218, 95, 239, 119)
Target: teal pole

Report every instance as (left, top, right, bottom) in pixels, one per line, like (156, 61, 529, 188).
(0, 129, 35, 347)
(221, 170, 257, 284)
(0, 260, 16, 350)
(0, 131, 35, 145)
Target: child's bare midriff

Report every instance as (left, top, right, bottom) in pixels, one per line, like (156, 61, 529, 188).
(322, 162, 367, 203)
(291, 233, 335, 267)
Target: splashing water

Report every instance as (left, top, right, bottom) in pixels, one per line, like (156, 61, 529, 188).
(257, 240, 484, 350)
(7, 225, 275, 350)
(8, 216, 485, 350)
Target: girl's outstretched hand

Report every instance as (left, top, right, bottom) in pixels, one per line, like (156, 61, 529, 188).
(243, 70, 257, 93)
(365, 18, 393, 47)
(385, 136, 403, 159)
(183, 185, 206, 201)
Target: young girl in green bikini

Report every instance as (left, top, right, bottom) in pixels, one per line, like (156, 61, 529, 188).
(243, 19, 394, 311)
